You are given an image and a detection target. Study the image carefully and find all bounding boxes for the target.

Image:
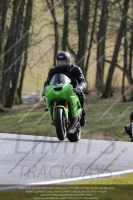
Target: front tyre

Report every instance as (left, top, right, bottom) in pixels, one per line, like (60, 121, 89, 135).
(67, 128, 81, 142)
(55, 108, 66, 141)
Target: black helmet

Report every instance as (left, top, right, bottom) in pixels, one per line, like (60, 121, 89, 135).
(56, 51, 71, 66)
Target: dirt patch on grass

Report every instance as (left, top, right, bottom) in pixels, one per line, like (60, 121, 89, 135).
(0, 101, 46, 114)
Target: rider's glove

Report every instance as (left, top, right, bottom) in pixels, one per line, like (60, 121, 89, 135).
(42, 91, 45, 97)
(123, 124, 132, 134)
(73, 87, 82, 95)
(123, 126, 127, 133)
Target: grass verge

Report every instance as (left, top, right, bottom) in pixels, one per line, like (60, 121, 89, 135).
(0, 173, 133, 200)
(0, 98, 131, 142)
(0, 98, 133, 199)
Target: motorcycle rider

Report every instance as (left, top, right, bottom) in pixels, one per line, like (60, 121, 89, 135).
(42, 51, 87, 126)
(124, 111, 133, 142)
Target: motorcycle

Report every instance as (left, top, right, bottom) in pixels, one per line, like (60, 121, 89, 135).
(44, 73, 82, 142)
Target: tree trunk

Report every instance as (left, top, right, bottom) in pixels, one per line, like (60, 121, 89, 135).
(0, 0, 20, 107)
(76, 0, 90, 75)
(16, 0, 33, 104)
(62, 0, 69, 51)
(101, 0, 130, 98)
(122, 36, 127, 102)
(46, 0, 59, 66)
(126, 17, 133, 85)
(0, 0, 10, 87)
(85, 0, 99, 74)
(95, 0, 108, 93)
(9, 0, 26, 107)
(0, 0, 33, 108)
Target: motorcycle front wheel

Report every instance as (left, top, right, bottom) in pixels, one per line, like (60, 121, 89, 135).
(55, 108, 66, 141)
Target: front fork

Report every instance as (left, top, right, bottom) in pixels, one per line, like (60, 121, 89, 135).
(52, 100, 69, 127)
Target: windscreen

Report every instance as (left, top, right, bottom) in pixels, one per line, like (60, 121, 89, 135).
(50, 73, 71, 86)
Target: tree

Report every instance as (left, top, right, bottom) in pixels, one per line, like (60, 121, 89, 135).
(126, 9, 133, 86)
(40, 0, 132, 98)
(17, 0, 33, 104)
(46, 0, 59, 65)
(62, 0, 69, 51)
(95, 0, 108, 93)
(0, 0, 33, 108)
(85, 0, 99, 74)
(76, 0, 90, 75)
(101, 0, 130, 98)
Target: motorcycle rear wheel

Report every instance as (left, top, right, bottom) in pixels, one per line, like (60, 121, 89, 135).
(55, 108, 66, 141)
(67, 128, 81, 142)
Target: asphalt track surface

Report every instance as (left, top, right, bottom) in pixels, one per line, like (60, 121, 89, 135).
(0, 133, 133, 189)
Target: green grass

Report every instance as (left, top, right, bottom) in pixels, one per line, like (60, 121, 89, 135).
(0, 98, 131, 142)
(0, 174, 133, 200)
(0, 96, 132, 199)
(68, 173, 133, 199)
(72, 172, 133, 184)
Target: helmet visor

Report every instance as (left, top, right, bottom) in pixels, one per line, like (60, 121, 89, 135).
(56, 60, 67, 66)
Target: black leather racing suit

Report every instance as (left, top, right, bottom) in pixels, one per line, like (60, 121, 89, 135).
(44, 64, 87, 108)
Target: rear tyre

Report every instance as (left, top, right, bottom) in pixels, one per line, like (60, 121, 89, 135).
(55, 108, 66, 141)
(67, 128, 81, 142)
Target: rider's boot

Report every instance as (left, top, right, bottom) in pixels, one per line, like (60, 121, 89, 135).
(79, 92, 86, 127)
(80, 108, 86, 127)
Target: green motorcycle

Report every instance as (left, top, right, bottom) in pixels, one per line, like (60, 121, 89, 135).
(44, 73, 82, 142)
